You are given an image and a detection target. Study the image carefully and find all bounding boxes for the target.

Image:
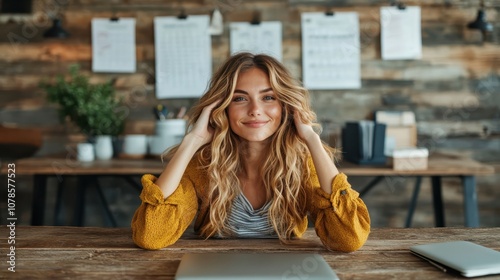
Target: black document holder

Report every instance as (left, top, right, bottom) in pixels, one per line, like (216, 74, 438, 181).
(342, 121, 386, 165)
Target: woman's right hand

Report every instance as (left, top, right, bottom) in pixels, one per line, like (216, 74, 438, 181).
(185, 100, 220, 147)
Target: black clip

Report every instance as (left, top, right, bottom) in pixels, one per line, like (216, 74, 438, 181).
(250, 10, 261, 25)
(110, 10, 119, 21)
(391, 1, 406, 10)
(177, 8, 187, 19)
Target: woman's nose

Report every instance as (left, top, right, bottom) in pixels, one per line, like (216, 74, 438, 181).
(248, 101, 261, 116)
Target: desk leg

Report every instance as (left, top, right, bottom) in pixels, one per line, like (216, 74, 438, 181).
(94, 177, 118, 227)
(462, 176, 479, 228)
(31, 175, 47, 226)
(431, 176, 445, 227)
(73, 176, 88, 227)
(359, 176, 384, 198)
(405, 176, 422, 228)
(122, 175, 143, 192)
(54, 176, 66, 226)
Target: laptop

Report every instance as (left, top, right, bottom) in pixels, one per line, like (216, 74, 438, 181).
(410, 241, 500, 277)
(175, 252, 339, 280)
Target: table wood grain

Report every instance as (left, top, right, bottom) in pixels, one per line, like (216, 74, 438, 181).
(1, 152, 494, 176)
(1, 226, 499, 279)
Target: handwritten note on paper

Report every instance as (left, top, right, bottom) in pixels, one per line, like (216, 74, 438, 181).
(301, 12, 361, 90)
(154, 15, 212, 99)
(91, 18, 136, 73)
(381, 6, 422, 60)
(230, 22, 282, 61)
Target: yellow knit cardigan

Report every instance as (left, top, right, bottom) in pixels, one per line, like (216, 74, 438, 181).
(131, 158, 370, 252)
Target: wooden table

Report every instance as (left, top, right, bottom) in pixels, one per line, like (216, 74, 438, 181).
(1, 153, 494, 227)
(1, 226, 500, 279)
(338, 154, 495, 228)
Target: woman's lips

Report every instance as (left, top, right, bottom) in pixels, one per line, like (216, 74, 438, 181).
(242, 121, 268, 128)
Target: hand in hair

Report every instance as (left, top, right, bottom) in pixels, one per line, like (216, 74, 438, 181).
(154, 99, 220, 199)
(185, 100, 220, 147)
(293, 113, 316, 143)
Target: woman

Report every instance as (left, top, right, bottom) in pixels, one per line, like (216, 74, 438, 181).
(132, 52, 370, 252)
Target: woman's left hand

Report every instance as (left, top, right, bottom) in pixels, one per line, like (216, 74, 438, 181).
(293, 113, 317, 143)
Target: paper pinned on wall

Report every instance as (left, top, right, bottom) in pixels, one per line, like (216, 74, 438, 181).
(91, 18, 136, 73)
(154, 15, 212, 99)
(301, 12, 361, 90)
(381, 6, 422, 60)
(229, 21, 282, 61)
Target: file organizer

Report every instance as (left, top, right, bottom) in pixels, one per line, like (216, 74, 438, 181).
(342, 121, 386, 165)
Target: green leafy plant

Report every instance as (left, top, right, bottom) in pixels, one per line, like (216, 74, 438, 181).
(41, 65, 126, 136)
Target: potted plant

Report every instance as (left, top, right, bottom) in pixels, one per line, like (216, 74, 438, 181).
(41, 65, 126, 159)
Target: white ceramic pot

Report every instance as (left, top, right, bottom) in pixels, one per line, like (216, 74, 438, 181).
(94, 135, 113, 160)
(123, 134, 148, 157)
(149, 120, 187, 156)
(77, 143, 95, 162)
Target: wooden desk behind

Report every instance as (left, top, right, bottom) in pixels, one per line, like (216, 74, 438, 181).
(2, 226, 500, 279)
(1, 153, 494, 227)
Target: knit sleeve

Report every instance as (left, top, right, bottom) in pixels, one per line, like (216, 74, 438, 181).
(131, 168, 199, 250)
(307, 161, 371, 252)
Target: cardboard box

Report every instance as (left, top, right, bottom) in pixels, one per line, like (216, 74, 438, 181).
(375, 111, 415, 126)
(375, 111, 417, 155)
(386, 125, 417, 149)
(387, 148, 429, 171)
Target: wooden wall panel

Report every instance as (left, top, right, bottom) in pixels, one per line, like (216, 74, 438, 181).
(0, 0, 499, 230)
(0, 0, 498, 161)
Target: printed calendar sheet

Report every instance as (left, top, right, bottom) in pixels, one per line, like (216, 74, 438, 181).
(301, 12, 361, 89)
(229, 21, 282, 61)
(154, 15, 212, 99)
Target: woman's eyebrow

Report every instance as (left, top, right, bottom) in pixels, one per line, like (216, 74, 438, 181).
(233, 88, 273, 94)
(233, 89, 248, 94)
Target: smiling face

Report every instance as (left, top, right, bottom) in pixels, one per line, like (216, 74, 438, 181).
(227, 67, 282, 143)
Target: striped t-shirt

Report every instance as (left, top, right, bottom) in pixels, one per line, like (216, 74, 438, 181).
(226, 193, 277, 238)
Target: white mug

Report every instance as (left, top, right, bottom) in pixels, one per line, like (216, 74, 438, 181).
(148, 135, 182, 156)
(123, 134, 148, 156)
(150, 120, 186, 156)
(155, 119, 186, 137)
(77, 143, 94, 162)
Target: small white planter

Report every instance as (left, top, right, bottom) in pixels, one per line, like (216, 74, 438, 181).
(94, 135, 113, 160)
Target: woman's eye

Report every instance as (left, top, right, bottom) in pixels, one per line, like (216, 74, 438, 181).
(263, 95, 276, 101)
(233, 96, 246, 102)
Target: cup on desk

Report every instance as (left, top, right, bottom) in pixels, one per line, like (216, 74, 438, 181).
(77, 143, 95, 162)
(148, 135, 181, 156)
(122, 134, 148, 158)
(149, 120, 186, 156)
(155, 119, 186, 137)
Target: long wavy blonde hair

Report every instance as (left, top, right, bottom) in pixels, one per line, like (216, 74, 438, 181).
(165, 52, 336, 242)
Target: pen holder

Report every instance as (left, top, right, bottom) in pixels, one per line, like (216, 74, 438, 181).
(155, 119, 186, 137)
(149, 119, 187, 156)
